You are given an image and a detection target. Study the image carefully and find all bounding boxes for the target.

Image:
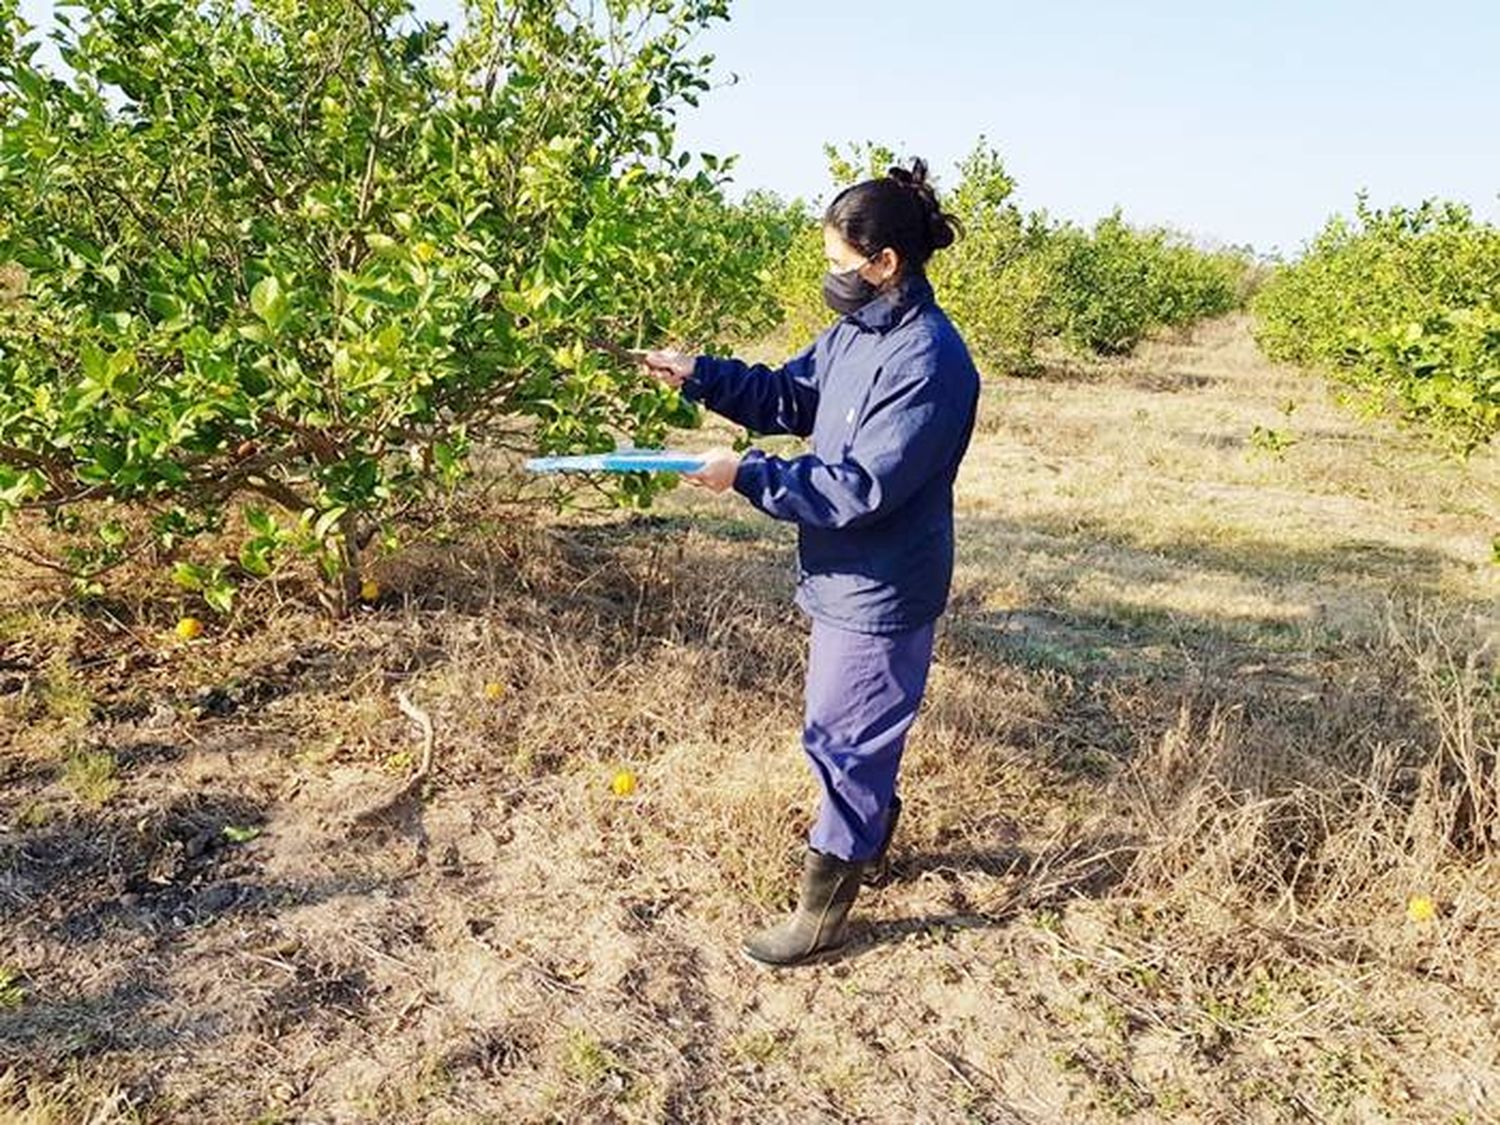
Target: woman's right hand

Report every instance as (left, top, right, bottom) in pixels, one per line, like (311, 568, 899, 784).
(638, 349, 696, 389)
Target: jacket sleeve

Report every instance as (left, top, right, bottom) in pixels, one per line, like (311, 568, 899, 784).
(731, 339, 968, 530)
(680, 342, 819, 437)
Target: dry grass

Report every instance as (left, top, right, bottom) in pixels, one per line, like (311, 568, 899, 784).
(1, 316, 1497, 1122)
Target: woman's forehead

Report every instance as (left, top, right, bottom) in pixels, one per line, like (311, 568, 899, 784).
(822, 225, 863, 261)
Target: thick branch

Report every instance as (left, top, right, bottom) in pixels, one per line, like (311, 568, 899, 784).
(0, 443, 63, 476)
(246, 475, 314, 514)
(259, 411, 346, 465)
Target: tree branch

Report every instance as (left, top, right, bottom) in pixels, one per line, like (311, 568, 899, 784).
(245, 475, 314, 514)
(0, 443, 63, 476)
(259, 410, 346, 465)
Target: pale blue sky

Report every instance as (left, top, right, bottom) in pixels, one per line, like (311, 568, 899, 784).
(16, 0, 1500, 254)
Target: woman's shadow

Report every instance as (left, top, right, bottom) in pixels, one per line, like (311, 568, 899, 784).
(839, 832, 1139, 958)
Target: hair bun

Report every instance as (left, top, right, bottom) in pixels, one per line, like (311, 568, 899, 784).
(887, 157, 958, 252)
(886, 158, 932, 198)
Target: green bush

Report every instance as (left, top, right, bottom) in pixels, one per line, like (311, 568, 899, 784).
(1253, 198, 1500, 452)
(0, 0, 792, 611)
(1048, 213, 1246, 356)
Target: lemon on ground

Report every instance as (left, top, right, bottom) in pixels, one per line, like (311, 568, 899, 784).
(359, 579, 380, 602)
(175, 616, 203, 641)
(610, 770, 637, 798)
(1406, 895, 1437, 923)
(483, 682, 506, 701)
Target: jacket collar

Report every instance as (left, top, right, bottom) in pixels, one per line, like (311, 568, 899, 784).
(847, 271, 934, 333)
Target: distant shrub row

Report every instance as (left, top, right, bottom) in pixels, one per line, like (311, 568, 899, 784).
(771, 142, 1252, 374)
(1253, 198, 1500, 453)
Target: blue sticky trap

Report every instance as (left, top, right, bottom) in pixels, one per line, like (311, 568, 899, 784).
(525, 450, 707, 474)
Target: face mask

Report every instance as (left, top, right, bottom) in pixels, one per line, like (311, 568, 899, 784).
(822, 259, 881, 316)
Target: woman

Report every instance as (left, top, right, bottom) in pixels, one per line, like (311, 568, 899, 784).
(640, 159, 980, 967)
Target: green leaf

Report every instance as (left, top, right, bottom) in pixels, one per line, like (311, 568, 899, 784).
(348, 284, 416, 311)
(13, 64, 46, 102)
(250, 276, 289, 332)
(106, 349, 138, 397)
(64, 235, 103, 266)
(80, 342, 106, 384)
(250, 275, 281, 318)
(313, 506, 347, 541)
(238, 541, 273, 577)
(222, 825, 260, 844)
(244, 507, 276, 537)
(172, 561, 207, 591)
(204, 581, 235, 614)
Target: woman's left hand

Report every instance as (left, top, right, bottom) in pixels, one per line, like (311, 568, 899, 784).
(685, 447, 744, 493)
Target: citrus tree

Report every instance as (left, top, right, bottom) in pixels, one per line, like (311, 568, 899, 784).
(1254, 197, 1500, 453)
(0, 0, 789, 613)
(1047, 212, 1246, 356)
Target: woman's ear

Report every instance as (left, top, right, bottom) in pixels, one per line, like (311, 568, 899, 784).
(870, 247, 902, 286)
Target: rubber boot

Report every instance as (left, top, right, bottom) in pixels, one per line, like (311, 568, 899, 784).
(742, 849, 864, 967)
(863, 795, 902, 886)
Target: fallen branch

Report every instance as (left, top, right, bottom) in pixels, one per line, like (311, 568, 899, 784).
(394, 689, 435, 788)
(348, 688, 436, 831)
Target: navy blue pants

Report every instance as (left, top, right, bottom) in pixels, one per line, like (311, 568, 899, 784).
(802, 619, 936, 862)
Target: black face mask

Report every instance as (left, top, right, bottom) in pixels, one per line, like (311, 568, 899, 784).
(822, 263, 881, 316)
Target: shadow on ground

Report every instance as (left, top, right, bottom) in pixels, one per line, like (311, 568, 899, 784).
(0, 779, 420, 1068)
(657, 510, 1469, 782)
(0, 510, 1483, 1095)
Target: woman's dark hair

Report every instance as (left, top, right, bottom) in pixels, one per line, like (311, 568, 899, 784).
(823, 157, 961, 274)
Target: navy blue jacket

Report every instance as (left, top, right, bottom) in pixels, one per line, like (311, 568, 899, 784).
(683, 273, 980, 634)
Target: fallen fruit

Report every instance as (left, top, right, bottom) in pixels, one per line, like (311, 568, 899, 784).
(175, 617, 203, 641)
(1406, 894, 1437, 923)
(610, 770, 637, 798)
(359, 579, 380, 602)
(483, 682, 506, 701)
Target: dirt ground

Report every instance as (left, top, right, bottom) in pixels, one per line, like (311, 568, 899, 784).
(2, 316, 1498, 1123)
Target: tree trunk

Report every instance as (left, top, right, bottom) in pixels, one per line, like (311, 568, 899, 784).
(335, 510, 363, 619)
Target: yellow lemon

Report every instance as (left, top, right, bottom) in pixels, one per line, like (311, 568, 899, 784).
(175, 616, 203, 641)
(359, 579, 380, 602)
(483, 682, 506, 702)
(610, 770, 637, 798)
(1406, 895, 1437, 924)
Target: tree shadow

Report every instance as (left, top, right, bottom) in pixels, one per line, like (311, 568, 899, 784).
(0, 784, 413, 1075)
(1123, 369, 1220, 394)
(508, 512, 1475, 787)
(2, 790, 268, 926)
(956, 511, 1489, 609)
(0, 872, 391, 1072)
